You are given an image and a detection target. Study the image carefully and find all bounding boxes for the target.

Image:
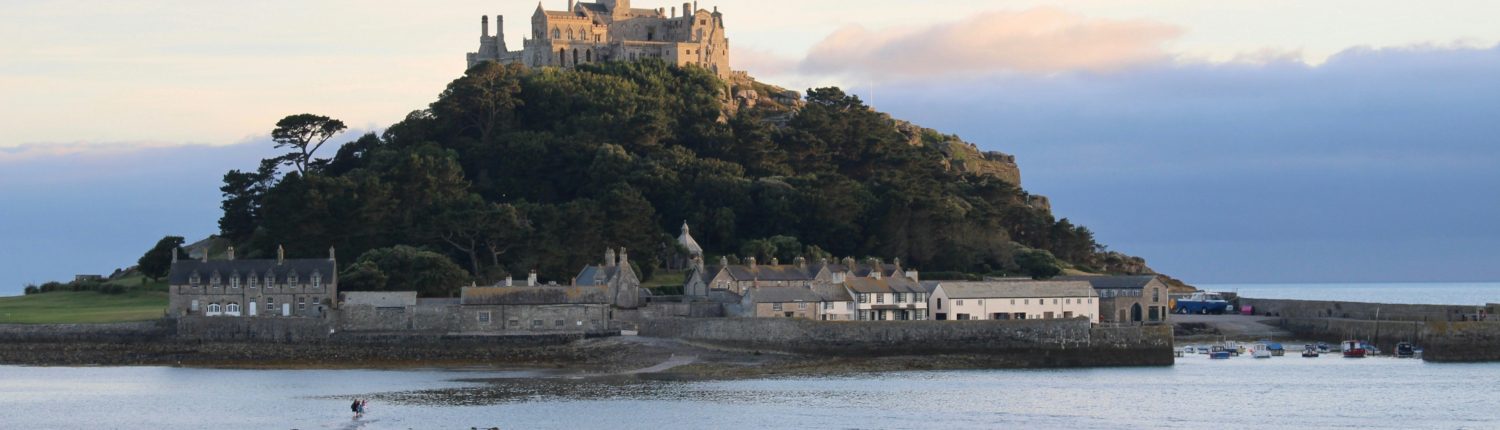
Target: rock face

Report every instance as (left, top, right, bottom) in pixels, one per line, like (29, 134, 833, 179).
(893, 120, 1023, 187)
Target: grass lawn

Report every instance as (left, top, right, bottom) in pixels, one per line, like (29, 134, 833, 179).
(0, 289, 168, 324)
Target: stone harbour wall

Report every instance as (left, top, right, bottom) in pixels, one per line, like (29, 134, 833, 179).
(1421, 321, 1500, 362)
(0, 321, 172, 342)
(1241, 298, 1486, 322)
(640, 318, 1174, 366)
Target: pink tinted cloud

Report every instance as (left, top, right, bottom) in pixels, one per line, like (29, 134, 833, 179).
(799, 7, 1183, 79)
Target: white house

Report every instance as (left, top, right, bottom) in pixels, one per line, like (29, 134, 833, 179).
(929, 281, 1099, 323)
(844, 276, 929, 321)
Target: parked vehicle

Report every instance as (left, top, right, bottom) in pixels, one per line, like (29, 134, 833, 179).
(1395, 342, 1420, 359)
(1301, 344, 1319, 358)
(1342, 340, 1367, 358)
(1175, 292, 1233, 314)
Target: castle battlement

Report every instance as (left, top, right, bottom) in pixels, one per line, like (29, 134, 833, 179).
(467, 0, 732, 80)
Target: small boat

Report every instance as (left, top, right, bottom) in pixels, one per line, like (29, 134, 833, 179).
(1175, 292, 1233, 314)
(1251, 343, 1272, 358)
(1196, 346, 1210, 355)
(1301, 344, 1319, 357)
(1342, 340, 1367, 358)
(1181, 346, 1195, 356)
(1267, 342, 1286, 357)
(1395, 342, 1420, 359)
(1209, 345, 1232, 359)
(1317, 343, 1330, 353)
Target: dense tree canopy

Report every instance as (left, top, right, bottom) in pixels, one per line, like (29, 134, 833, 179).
(217, 60, 1123, 290)
(138, 236, 186, 281)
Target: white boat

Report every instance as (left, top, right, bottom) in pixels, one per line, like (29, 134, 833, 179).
(1250, 343, 1272, 358)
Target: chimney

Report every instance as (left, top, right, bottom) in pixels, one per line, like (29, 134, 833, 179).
(497, 15, 505, 39)
(694, 1, 698, 13)
(329, 246, 336, 261)
(671, 6, 676, 17)
(619, 248, 629, 266)
(682, 3, 691, 18)
(568, 0, 575, 11)
(201, 248, 208, 263)
(770, 257, 779, 266)
(906, 270, 919, 282)
(277, 245, 285, 265)
(795, 256, 806, 269)
(172, 248, 178, 263)
(527, 270, 538, 286)
(605, 248, 617, 267)
(505, 277, 514, 287)
(227, 246, 235, 261)
(482, 15, 489, 37)
(746, 256, 756, 270)
(720, 256, 729, 268)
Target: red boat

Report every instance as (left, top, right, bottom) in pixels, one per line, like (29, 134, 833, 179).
(1342, 340, 1367, 358)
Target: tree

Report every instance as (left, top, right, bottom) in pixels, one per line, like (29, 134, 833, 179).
(1016, 249, 1063, 280)
(218, 158, 280, 241)
(272, 114, 347, 175)
(138, 236, 186, 281)
(346, 246, 471, 297)
(23, 285, 39, 295)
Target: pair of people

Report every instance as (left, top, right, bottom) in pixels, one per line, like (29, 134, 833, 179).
(351, 398, 369, 418)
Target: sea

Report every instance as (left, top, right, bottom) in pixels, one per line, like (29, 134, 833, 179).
(1, 282, 1496, 429)
(1201, 282, 1500, 306)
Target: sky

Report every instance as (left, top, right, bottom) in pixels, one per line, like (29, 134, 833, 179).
(3, 1, 1500, 294)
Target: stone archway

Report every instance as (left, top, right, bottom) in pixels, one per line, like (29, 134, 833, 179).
(1131, 303, 1143, 322)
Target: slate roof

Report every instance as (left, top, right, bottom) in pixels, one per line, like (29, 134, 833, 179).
(748, 287, 823, 303)
(843, 277, 926, 294)
(1053, 275, 1160, 290)
(168, 259, 335, 285)
(461, 286, 608, 305)
(723, 265, 816, 282)
(677, 222, 703, 254)
(574, 264, 622, 286)
(936, 281, 1097, 299)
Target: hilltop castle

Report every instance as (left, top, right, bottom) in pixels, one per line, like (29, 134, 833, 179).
(467, 0, 732, 79)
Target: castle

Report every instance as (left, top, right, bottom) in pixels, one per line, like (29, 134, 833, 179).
(467, 0, 732, 79)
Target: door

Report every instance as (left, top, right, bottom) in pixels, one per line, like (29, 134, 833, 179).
(249, 301, 257, 317)
(282, 303, 291, 317)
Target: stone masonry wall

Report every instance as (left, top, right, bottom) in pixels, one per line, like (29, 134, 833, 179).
(1420, 321, 1500, 362)
(175, 316, 332, 343)
(1241, 298, 1486, 322)
(640, 318, 1173, 366)
(0, 321, 172, 343)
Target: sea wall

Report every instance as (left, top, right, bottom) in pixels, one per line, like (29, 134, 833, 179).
(1275, 317, 1429, 352)
(1422, 321, 1500, 362)
(640, 318, 1174, 366)
(1241, 298, 1487, 322)
(0, 321, 172, 342)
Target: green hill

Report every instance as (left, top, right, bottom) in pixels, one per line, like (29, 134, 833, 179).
(0, 289, 166, 324)
(215, 60, 1158, 288)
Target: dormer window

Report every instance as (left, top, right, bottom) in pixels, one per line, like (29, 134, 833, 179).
(230, 273, 240, 289)
(189, 272, 201, 285)
(287, 271, 299, 286)
(209, 272, 221, 286)
(265, 270, 276, 286)
(311, 272, 322, 288)
(248, 274, 258, 288)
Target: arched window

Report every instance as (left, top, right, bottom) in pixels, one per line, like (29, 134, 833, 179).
(567, 28, 574, 40)
(552, 28, 560, 39)
(560, 48, 567, 65)
(208, 303, 221, 314)
(586, 49, 592, 63)
(226, 303, 240, 314)
(572, 49, 579, 66)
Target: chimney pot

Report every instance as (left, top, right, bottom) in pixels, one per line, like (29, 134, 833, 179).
(277, 245, 285, 265)
(227, 246, 235, 261)
(528, 270, 538, 287)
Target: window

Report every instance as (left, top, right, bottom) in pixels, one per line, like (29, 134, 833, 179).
(1024, 299, 1029, 305)
(555, 320, 564, 327)
(478, 312, 492, 324)
(1044, 311, 1055, 319)
(210, 272, 221, 286)
(207, 303, 221, 313)
(876, 294, 884, 304)
(190, 272, 201, 285)
(532, 320, 543, 328)
(1053, 298, 1059, 305)
(1153, 288, 1160, 303)
(978, 300, 984, 306)
(298, 297, 306, 310)
(312, 273, 322, 289)
(191, 300, 199, 312)
(287, 271, 298, 286)
(895, 293, 904, 303)
(1064, 311, 1074, 318)
(265, 270, 276, 287)
(248, 275, 258, 288)
(858, 294, 868, 303)
(772, 303, 782, 311)
(226, 303, 240, 314)
(1011, 299, 1016, 305)
(1089, 298, 1093, 304)
(846, 302, 854, 311)
(552, 28, 560, 39)
(823, 302, 832, 310)
(957, 313, 970, 320)
(955, 299, 964, 306)
(1065, 298, 1071, 304)
(936, 298, 943, 309)
(230, 275, 240, 289)
(509, 319, 520, 327)
(266, 297, 275, 311)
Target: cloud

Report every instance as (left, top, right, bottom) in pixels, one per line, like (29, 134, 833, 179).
(798, 7, 1183, 80)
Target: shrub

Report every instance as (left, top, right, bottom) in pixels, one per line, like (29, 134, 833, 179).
(23, 285, 40, 295)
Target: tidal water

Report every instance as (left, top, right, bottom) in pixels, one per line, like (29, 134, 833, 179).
(1201, 282, 1500, 306)
(2, 357, 1497, 429)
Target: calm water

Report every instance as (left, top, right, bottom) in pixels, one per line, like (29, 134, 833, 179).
(2, 358, 1497, 429)
(1201, 282, 1500, 306)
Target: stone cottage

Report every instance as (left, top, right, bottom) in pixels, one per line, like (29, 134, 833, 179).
(1054, 275, 1171, 324)
(167, 246, 336, 318)
(573, 248, 643, 309)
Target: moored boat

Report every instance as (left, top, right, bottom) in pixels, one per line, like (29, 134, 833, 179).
(1210, 345, 1232, 359)
(1342, 340, 1367, 358)
(1267, 342, 1285, 357)
(1316, 342, 1330, 353)
(1301, 344, 1319, 357)
(1251, 343, 1272, 358)
(1395, 342, 1420, 359)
